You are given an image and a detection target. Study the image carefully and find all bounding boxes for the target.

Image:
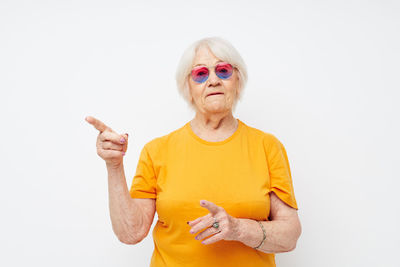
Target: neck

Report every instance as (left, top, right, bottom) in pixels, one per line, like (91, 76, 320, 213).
(190, 110, 237, 132)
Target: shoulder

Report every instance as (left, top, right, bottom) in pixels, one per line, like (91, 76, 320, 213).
(241, 120, 282, 147)
(142, 123, 186, 154)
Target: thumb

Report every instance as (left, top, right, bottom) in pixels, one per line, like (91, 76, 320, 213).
(122, 133, 129, 154)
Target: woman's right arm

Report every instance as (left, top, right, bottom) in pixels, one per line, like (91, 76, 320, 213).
(85, 115, 156, 245)
(107, 163, 156, 244)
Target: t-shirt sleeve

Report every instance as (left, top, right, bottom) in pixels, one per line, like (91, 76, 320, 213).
(265, 134, 298, 210)
(129, 144, 157, 199)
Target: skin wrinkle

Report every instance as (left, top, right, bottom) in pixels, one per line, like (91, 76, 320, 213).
(187, 46, 302, 253)
(107, 165, 145, 244)
(188, 46, 239, 140)
(236, 192, 302, 253)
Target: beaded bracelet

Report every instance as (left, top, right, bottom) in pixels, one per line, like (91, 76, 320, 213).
(253, 220, 266, 249)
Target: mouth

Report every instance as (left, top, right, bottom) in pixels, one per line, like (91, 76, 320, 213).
(207, 92, 224, 97)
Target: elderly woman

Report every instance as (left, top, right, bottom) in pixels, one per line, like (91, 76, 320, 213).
(85, 36, 301, 267)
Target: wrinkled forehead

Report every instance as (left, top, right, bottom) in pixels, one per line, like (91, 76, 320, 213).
(192, 46, 223, 68)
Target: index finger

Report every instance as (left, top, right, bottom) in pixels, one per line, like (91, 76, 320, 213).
(199, 200, 221, 215)
(85, 116, 111, 133)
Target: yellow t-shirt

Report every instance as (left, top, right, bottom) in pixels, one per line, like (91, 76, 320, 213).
(129, 118, 298, 267)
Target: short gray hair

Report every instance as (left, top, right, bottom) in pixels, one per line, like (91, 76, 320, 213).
(175, 36, 248, 112)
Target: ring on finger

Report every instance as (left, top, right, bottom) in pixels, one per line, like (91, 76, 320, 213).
(212, 216, 220, 230)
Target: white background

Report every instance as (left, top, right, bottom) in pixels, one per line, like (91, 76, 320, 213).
(1, 0, 399, 266)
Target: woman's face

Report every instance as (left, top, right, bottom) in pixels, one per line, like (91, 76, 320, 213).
(188, 46, 239, 114)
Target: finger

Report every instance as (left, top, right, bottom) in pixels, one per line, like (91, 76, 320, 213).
(100, 131, 127, 145)
(121, 133, 129, 152)
(85, 116, 112, 133)
(188, 213, 211, 227)
(102, 141, 124, 151)
(190, 215, 217, 235)
(195, 225, 221, 241)
(101, 149, 125, 158)
(201, 230, 224, 245)
(199, 200, 221, 215)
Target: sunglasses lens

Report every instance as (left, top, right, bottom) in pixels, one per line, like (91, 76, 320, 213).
(215, 63, 233, 79)
(191, 67, 209, 83)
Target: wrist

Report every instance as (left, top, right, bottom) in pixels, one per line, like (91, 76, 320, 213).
(106, 162, 124, 172)
(235, 218, 266, 249)
(253, 221, 267, 249)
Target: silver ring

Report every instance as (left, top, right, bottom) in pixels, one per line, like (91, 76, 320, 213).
(212, 216, 219, 229)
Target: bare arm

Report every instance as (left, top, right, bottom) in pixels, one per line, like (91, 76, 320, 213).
(235, 192, 302, 253)
(107, 163, 156, 244)
(85, 116, 156, 245)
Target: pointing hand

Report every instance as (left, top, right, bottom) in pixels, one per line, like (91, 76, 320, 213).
(85, 116, 129, 169)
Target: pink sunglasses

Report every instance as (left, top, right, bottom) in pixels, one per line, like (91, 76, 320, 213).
(191, 62, 234, 83)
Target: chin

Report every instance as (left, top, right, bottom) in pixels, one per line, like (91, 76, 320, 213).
(205, 104, 228, 113)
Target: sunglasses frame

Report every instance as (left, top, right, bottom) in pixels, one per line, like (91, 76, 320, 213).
(190, 62, 235, 84)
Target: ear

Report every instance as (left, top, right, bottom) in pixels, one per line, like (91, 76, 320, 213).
(235, 85, 240, 99)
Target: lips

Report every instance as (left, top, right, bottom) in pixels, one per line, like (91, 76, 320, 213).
(207, 92, 224, 96)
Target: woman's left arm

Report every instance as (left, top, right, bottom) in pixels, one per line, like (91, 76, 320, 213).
(234, 191, 302, 253)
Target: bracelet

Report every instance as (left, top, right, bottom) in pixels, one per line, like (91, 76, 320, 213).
(253, 220, 266, 249)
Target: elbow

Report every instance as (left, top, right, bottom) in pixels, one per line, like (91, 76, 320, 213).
(112, 222, 147, 245)
(285, 241, 297, 252)
(116, 231, 144, 245)
(118, 235, 141, 245)
(281, 237, 299, 252)
(285, 220, 302, 252)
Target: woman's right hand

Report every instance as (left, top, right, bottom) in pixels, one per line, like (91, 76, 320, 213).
(85, 116, 129, 169)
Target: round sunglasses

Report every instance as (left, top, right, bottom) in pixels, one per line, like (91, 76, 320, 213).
(190, 62, 234, 83)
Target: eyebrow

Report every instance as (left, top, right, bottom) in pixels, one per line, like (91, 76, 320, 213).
(193, 60, 224, 68)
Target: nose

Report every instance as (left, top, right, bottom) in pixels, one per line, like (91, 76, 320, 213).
(207, 69, 222, 87)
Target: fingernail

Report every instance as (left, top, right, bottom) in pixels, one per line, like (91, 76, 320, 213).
(125, 133, 129, 138)
(120, 137, 125, 143)
(122, 152, 125, 156)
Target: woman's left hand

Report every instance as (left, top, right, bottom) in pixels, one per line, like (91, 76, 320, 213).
(188, 200, 241, 245)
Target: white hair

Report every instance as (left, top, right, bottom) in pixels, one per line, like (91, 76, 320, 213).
(175, 36, 248, 112)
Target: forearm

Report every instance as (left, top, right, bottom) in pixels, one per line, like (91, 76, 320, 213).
(235, 218, 300, 253)
(107, 163, 143, 244)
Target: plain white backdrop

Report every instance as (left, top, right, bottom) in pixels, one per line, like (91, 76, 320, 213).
(1, 0, 399, 266)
